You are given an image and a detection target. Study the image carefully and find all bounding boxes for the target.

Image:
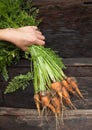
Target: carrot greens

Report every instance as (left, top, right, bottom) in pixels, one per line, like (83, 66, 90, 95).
(26, 45, 66, 94)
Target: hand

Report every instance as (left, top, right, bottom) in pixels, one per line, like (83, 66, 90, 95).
(0, 26, 45, 51)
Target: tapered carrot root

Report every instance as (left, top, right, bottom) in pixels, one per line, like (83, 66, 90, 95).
(51, 82, 63, 99)
(51, 82, 62, 92)
(34, 93, 41, 116)
(40, 92, 56, 114)
(51, 82, 67, 112)
(67, 77, 84, 99)
(51, 96, 61, 115)
(34, 77, 83, 117)
(61, 79, 77, 96)
(62, 87, 76, 109)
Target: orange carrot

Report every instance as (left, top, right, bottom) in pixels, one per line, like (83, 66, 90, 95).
(67, 77, 84, 99)
(51, 96, 61, 115)
(62, 87, 76, 109)
(61, 79, 76, 95)
(34, 93, 41, 116)
(51, 82, 63, 99)
(40, 92, 56, 114)
(51, 82, 62, 92)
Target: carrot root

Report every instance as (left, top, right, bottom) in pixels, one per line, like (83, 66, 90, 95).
(34, 78, 83, 117)
(51, 82, 62, 92)
(67, 77, 84, 99)
(51, 96, 61, 115)
(34, 94, 41, 116)
(40, 92, 56, 114)
(61, 79, 76, 95)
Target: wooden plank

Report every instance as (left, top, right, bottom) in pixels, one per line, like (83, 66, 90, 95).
(63, 58, 92, 66)
(0, 107, 92, 130)
(1, 58, 92, 67)
(0, 115, 92, 130)
(0, 107, 92, 117)
(64, 66, 92, 77)
(33, 0, 91, 7)
(1, 58, 92, 81)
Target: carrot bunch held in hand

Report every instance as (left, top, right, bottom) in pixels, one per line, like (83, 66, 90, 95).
(0, 0, 84, 120)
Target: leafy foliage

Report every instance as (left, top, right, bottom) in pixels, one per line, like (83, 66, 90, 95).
(0, 0, 39, 28)
(4, 72, 33, 93)
(0, 0, 39, 81)
(0, 44, 20, 81)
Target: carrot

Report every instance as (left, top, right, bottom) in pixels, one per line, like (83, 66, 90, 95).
(51, 82, 62, 92)
(40, 92, 56, 114)
(51, 82, 63, 99)
(50, 82, 66, 114)
(61, 79, 76, 95)
(62, 87, 76, 109)
(34, 93, 41, 116)
(51, 95, 61, 115)
(67, 77, 84, 99)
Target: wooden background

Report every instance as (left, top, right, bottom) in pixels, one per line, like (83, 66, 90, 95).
(0, 0, 92, 129)
(0, 0, 92, 130)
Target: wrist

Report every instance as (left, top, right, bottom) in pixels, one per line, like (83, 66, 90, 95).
(0, 28, 13, 41)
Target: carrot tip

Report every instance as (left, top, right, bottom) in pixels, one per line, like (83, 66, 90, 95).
(34, 94, 41, 116)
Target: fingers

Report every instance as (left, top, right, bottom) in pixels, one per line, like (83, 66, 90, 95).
(36, 33, 45, 45)
(23, 39, 45, 51)
(35, 28, 45, 45)
(36, 33, 45, 40)
(35, 39, 45, 46)
(31, 26, 38, 30)
(36, 30, 42, 35)
(26, 26, 45, 42)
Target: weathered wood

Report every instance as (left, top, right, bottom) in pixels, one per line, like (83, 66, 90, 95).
(0, 115, 92, 130)
(33, 0, 92, 58)
(63, 58, 92, 66)
(2, 58, 92, 67)
(1, 58, 92, 81)
(0, 107, 92, 117)
(0, 107, 92, 130)
(64, 66, 92, 77)
(33, 0, 92, 7)
(0, 1, 92, 129)
(0, 58, 92, 79)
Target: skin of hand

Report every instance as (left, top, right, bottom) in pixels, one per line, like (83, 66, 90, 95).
(0, 26, 45, 51)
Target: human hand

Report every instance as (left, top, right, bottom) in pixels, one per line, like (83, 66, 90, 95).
(1, 26, 45, 51)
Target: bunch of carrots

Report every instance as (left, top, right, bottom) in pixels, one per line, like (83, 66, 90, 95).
(26, 45, 84, 117)
(34, 77, 84, 116)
